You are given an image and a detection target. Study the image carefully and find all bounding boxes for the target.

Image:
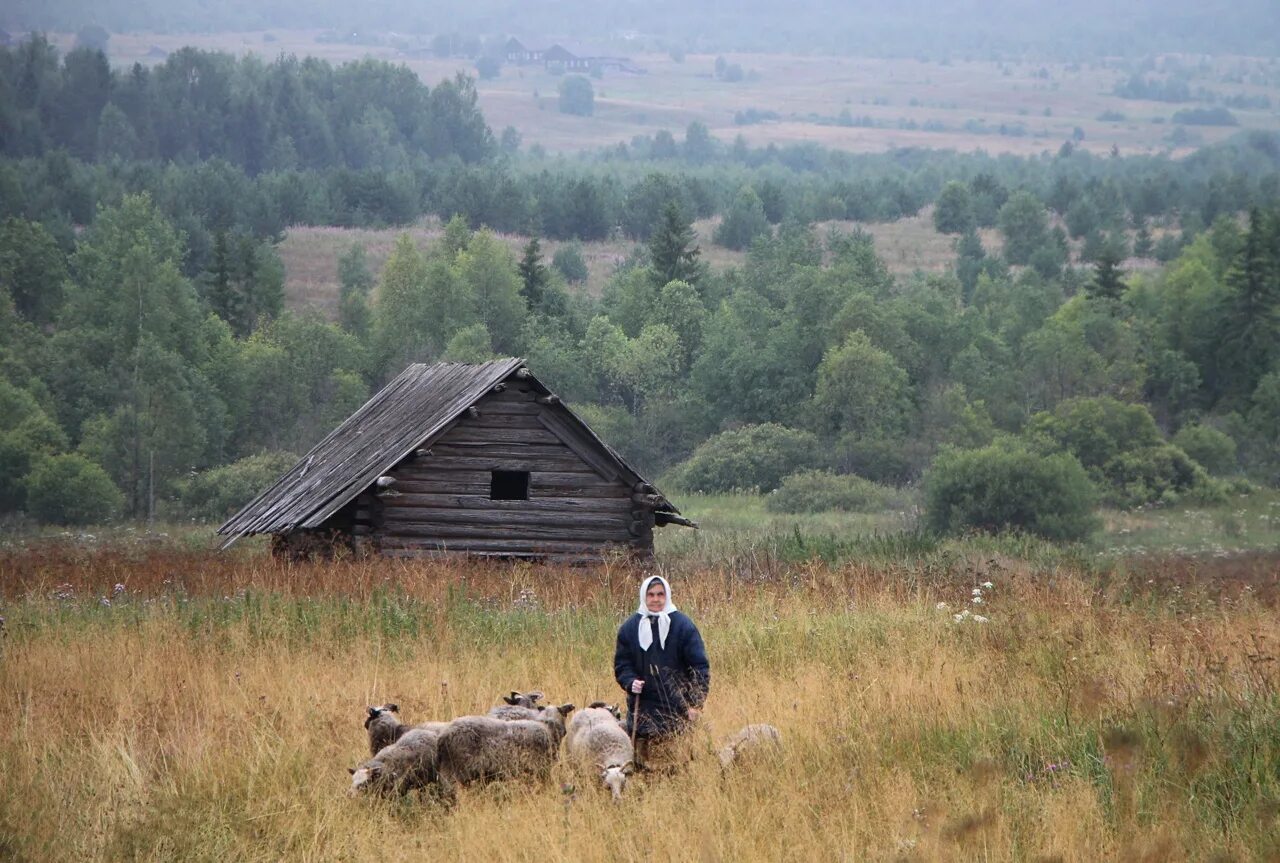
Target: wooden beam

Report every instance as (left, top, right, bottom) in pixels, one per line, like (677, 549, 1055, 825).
(538, 411, 619, 483)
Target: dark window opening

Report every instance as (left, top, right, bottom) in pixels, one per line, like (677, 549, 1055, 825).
(490, 470, 530, 500)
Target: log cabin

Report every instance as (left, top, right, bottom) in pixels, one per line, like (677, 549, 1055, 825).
(217, 358, 692, 562)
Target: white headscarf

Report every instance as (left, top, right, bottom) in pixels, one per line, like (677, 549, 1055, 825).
(636, 575, 677, 651)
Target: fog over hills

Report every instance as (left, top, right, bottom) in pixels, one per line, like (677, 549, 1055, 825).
(5, 0, 1279, 58)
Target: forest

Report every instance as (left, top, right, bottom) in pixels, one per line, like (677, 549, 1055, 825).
(2, 39, 1279, 539)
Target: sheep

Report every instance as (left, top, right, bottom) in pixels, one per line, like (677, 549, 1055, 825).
(437, 703, 575, 793)
(567, 704, 634, 799)
(348, 726, 444, 796)
(718, 723, 782, 769)
(364, 703, 408, 756)
(486, 689, 545, 721)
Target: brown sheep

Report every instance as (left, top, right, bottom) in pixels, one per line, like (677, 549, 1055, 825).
(437, 703, 574, 795)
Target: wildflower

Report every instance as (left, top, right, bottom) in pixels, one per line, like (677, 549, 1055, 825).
(936, 602, 949, 611)
(972, 587, 982, 596)
(981, 581, 994, 589)
(99, 597, 111, 607)
(972, 614, 989, 623)
(112, 583, 126, 595)
(971, 596, 983, 604)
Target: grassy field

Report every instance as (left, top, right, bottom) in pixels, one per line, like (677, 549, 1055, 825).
(1, 495, 1278, 861)
(51, 30, 1280, 159)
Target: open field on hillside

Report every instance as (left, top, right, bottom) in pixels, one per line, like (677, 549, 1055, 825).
(2, 495, 1279, 860)
(53, 29, 1280, 158)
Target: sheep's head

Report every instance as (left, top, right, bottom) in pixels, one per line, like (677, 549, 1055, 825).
(502, 690, 545, 708)
(537, 703, 575, 732)
(363, 704, 399, 729)
(348, 763, 383, 795)
(600, 761, 634, 799)
(587, 701, 623, 723)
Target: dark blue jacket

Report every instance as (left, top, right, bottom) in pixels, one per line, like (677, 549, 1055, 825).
(614, 610, 710, 738)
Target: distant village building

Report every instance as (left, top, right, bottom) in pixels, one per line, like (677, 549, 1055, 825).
(504, 38, 544, 64)
(502, 37, 640, 74)
(219, 358, 691, 562)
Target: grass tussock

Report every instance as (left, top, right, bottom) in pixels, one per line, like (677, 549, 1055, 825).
(1, 546, 1279, 862)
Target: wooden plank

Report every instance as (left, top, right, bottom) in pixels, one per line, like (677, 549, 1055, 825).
(428, 443, 571, 458)
(407, 455, 588, 472)
(389, 480, 626, 498)
(382, 508, 630, 530)
(538, 410, 619, 482)
(472, 400, 542, 415)
(380, 493, 634, 512)
(431, 428, 562, 445)
(394, 467, 618, 488)
(439, 413, 548, 431)
(380, 537, 635, 554)
(381, 522, 632, 542)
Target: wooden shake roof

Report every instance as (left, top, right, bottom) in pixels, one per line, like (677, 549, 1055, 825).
(217, 358, 677, 545)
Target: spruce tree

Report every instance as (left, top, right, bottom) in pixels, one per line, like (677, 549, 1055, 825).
(648, 201, 704, 286)
(517, 237, 551, 308)
(1221, 208, 1280, 398)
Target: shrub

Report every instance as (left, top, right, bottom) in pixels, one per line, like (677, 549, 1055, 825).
(765, 470, 910, 514)
(558, 76, 594, 116)
(25, 454, 124, 525)
(1026, 396, 1162, 475)
(1102, 443, 1219, 508)
(925, 444, 1099, 541)
(833, 434, 931, 485)
(669, 423, 820, 493)
(1172, 423, 1238, 476)
(178, 451, 297, 522)
(552, 243, 588, 283)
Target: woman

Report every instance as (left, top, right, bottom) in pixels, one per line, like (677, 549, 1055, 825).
(614, 575, 710, 765)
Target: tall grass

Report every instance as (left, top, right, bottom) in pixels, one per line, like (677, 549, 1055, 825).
(1, 545, 1278, 861)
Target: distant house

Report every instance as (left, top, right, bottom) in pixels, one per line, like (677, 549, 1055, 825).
(504, 37, 543, 64)
(543, 43, 640, 74)
(543, 44, 593, 71)
(218, 358, 692, 562)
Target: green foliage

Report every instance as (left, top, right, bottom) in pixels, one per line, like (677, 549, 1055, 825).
(811, 331, 911, 437)
(1027, 396, 1163, 475)
(648, 201, 704, 286)
(337, 243, 374, 339)
(933, 181, 974, 234)
(25, 453, 124, 525)
(713, 185, 770, 250)
(1172, 423, 1238, 475)
(0, 218, 67, 325)
(558, 76, 594, 116)
(178, 451, 298, 521)
(442, 323, 495, 363)
(1104, 442, 1222, 507)
(551, 243, 588, 283)
(925, 444, 1099, 541)
(997, 191, 1051, 266)
(670, 423, 820, 493)
(765, 469, 908, 514)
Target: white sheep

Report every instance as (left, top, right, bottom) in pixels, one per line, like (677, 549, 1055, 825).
(718, 723, 782, 769)
(486, 689, 546, 721)
(567, 703, 634, 799)
(437, 703, 575, 794)
(348, 726, 444, 796)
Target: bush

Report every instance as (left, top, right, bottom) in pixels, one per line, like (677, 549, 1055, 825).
(833, 434, 931, 485)
(25, 454, 124, 525)
(178, 451, 297, 522)
(552, 243, 588, 283)
(558, 76, 594, 116)
(765, 470, 910, 514)
(1172, 423, 1238, 476)
(1102, 443, 1219, 508)
(669, 424, 820, 493)
(925, 444, 1099, 541)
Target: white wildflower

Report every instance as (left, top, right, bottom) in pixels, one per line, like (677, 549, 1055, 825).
(971, 596, 984, 604)
(972, 615, 989, 623)
(982, 581, 994, 589)
(936, 602, 949, 611)
(972, 587, 983, 596)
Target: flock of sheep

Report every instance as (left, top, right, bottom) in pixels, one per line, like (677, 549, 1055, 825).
(348, 690, 781, 802)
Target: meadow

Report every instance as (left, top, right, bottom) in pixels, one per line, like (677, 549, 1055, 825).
(2, 494, 1278, 862)
(49, 30, 1280, 159)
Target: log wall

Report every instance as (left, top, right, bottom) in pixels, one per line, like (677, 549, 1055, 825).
(347, 383, 653, 561)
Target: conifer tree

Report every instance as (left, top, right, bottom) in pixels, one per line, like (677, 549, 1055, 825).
(648, 201, 704, 286)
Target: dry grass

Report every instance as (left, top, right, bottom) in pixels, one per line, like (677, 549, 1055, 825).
(277, 219, 743, 318)
(1, 543, 1278, 862)
(66, 30, 1280, 158)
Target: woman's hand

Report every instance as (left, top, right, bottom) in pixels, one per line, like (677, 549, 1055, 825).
(686, 707, 701, 722)
(630, 679, 644, 694)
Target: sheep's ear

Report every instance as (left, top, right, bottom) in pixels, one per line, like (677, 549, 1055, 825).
(587, 700, 608, 710)
(504, 692, 520, 705)
(622, 761, 635, 776)
(366, 706, 380, 718)
(559, 703, 575, 715)
(528, 690, 544, 703)
(348, 767, 356, 775)
(386, 703, 399, 713)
